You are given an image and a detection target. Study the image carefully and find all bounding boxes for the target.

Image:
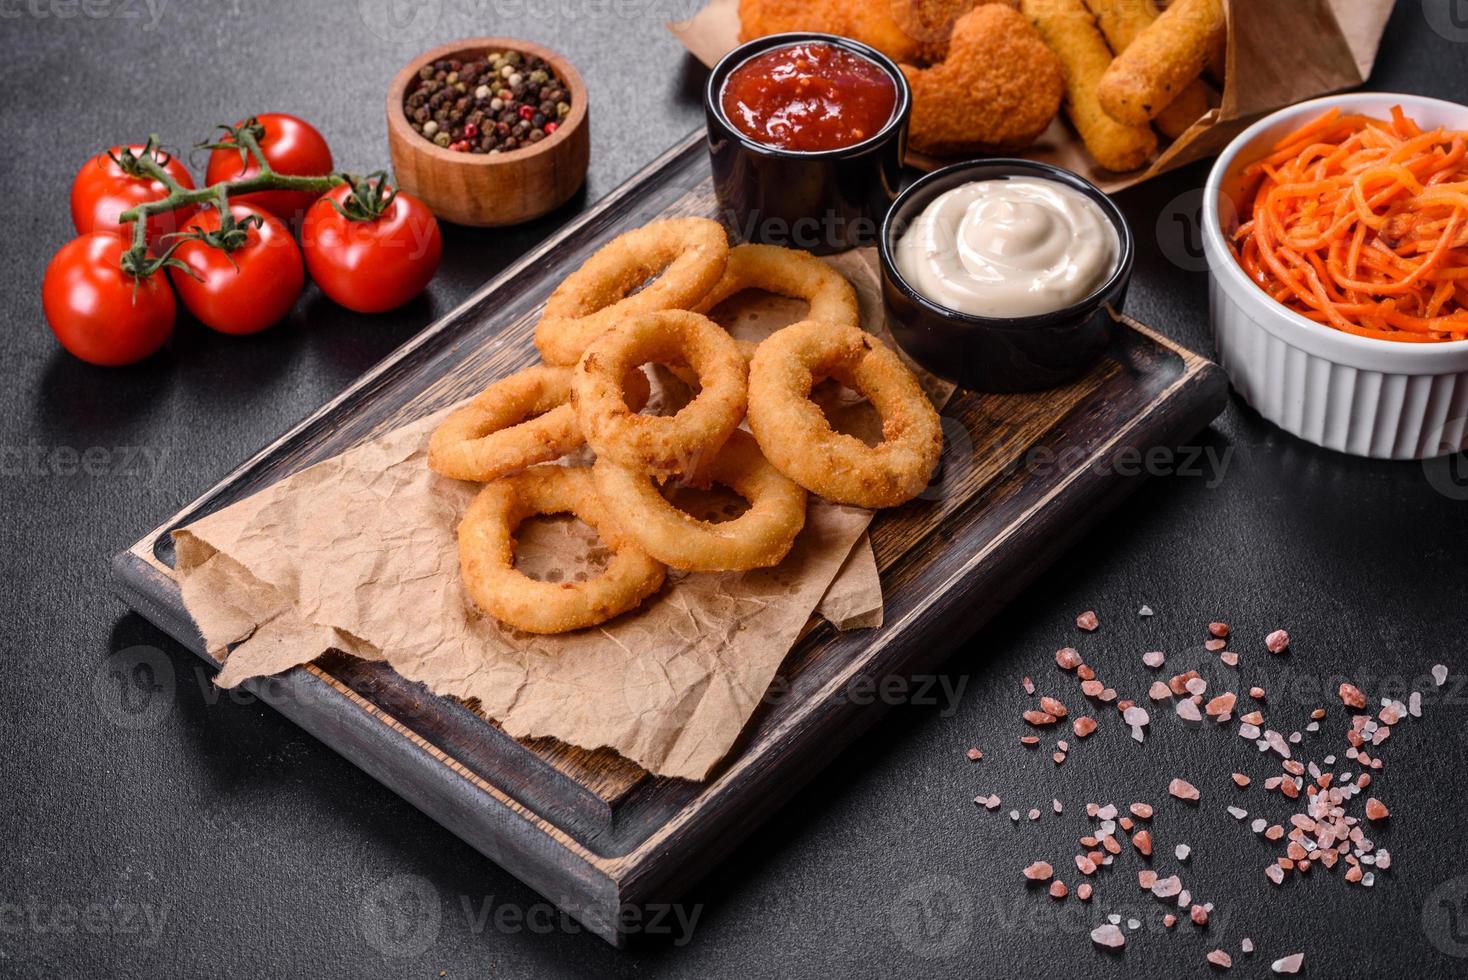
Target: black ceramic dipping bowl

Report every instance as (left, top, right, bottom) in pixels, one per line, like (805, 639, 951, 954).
(879, 160, 1135, 392)
(705, 32, 911, 256)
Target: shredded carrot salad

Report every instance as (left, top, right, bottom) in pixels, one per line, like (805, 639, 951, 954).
(1230, 105, 1468, 343)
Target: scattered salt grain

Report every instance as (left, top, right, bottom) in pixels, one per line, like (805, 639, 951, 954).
(1010, 810, 1020, 821)
(1227, 806, 1248, 820)
(1176, 699, 1202, 722)
(1139, 605, 1154, 617)
(1029, 809, 1042, 821)
(1409, 691, 1422, 717)
(1127, 918, 1141, 931)
(1022, 676, 1035, 695)
(1241, 938, 1254, 954)
(966, 747, 982, 761)
(1143, 650, 1166, 668)
(1123, 706, 1150, 727)
(1129, 802, 1153, 819)
(1175, 844, 1191, 861)
(1091, 924, 1125, 949)
(1053, 798, 1063, 813)
(1169, 778, 1200, 801)
(1076, 610, 1099, 632)
(1432, 664, 1449, 687)
(1049, 880, 1068, 899)
(1153, 875, 1182, 898)
(1265, 629, 1290, 653)
(1150, 681, 1172, 700)
(1108, 914, 1122, 925)
(1207, 949, 1233, 968)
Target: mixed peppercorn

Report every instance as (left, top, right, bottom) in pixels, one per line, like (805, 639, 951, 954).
(404, 50, 572, 154)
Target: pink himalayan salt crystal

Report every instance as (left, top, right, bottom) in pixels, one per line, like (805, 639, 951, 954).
(1130, 802, 1154, 819)
(1220, 651, 1239, 667)
(1169, 778, 1200, 801)
(1272, 953, 1304, 974)
(1076, 610, 1099, 632)
(1076, 882, 1093, 901)
(1150, 681, 1172, 700)
(1176, 699, 1202, 722)
(1143, 650, 1166, 668)
(1091, 923, 1125, 948)
(1207, 949, 1233, 968)
(1366, 798, 1390, 821)
(1339, 682, 1367, 709)
(1164, 914, 1177, 929)
(1049, 880, 1068, 899)
(1072, 716, 1098, 738)
(1153, 875, 1182, 898)
(1023, 861, 1053, 881)
(1265, 629, 1290, 653)
(1056, 647, 1083, 670)
(1139, 869, 1158, 889)
(1206, 692, 1237, 717)
(1123, 706, 1150, 727)
(1022, 676, 1035, 694)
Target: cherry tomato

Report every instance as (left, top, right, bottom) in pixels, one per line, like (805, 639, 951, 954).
(70, 144, 197, 250)
(205, 113, 334, 222)
(167, 204, 305, 335)
(42, 234, 175, 366)
(301, 183, 442, 313)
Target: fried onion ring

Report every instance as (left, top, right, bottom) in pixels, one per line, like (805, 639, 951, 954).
(593, 430, 807, 572)
(428, 365, 651, 482)
(692, 244, 862, 357)
(534, 218, 730, 365)
(458, 466, 665, 634)
(748, 320, 942, 508)
(573, 310, 748, 479)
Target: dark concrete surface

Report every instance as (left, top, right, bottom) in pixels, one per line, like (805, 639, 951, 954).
(2, 1, 1467, 977)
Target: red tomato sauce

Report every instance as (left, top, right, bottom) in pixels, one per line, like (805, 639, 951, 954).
(720, 42, 898, 152)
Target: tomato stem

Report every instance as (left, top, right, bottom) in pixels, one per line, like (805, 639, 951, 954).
(117, 126, 348, 279)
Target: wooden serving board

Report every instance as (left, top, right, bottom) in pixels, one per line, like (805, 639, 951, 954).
(111, 130, 1227, 946)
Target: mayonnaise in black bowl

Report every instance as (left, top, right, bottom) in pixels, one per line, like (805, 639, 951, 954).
(879, 159, 1134, 392)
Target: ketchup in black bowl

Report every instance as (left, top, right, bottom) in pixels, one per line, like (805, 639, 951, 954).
(705, 33, 911, 255)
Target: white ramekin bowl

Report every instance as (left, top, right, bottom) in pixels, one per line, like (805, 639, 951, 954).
(1204, 92, 1468, 460)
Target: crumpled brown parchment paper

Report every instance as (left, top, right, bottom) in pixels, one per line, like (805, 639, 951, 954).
(172, 251, 947, 781)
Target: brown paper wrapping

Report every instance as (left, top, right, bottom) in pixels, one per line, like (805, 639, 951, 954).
(172, 251, 944, 781)
(668, 0, 1392, 191)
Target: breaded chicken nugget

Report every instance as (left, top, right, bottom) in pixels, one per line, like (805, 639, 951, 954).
(1085, 0, 1212, 138)
(902, 4, 1063, 156)
(1096, 0, 1223, 126)
(737, 0, 846, 42)
(1022, 0, 1157, 172)
(848, 0, 1002, 63)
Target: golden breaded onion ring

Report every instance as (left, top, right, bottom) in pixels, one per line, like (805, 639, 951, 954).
(535, 218, 730, 365)
(428, 365, 650, 482)
(693, 244, 862, 358)
(457, 466, 665, 634)
(593, 430, 807, 572)
(573, 310, 748, 479)
(748, 321, 942, 508)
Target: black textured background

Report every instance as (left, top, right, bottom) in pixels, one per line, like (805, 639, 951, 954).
(3, 2, 1468, 977)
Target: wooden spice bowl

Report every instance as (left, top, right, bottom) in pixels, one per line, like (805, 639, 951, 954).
(386, 37, 589, 227)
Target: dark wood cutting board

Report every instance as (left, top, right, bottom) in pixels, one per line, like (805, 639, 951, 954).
(111, 130, 1227, 946)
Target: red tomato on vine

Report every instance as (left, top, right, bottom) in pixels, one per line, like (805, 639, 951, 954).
(301, 176, 442, 313)
(69, 142, 197, 250)
(205, 113, 334, 222)
(42, 234, 175, 366)
(168, 204, 305, 335)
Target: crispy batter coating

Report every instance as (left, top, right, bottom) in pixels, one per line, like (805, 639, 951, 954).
(1022, 0, 1157, 172)
(1085, 0, 1212, 139)
(901, 4, 1063, 156)
(1095, 0, 1223, 126)
(738, 0, 1013, 65)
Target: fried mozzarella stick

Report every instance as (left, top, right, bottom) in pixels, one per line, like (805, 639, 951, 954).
(1021, 0, 1156, 172)
(1085, 0, 1213, 138)
(1095, 0, 1223, 126)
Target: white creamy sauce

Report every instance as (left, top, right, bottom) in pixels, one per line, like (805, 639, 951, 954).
(895, 177, 1119, 318)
